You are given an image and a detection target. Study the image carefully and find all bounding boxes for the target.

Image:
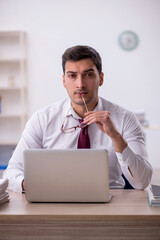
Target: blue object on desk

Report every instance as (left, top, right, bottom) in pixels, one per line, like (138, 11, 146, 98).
(0, 145, 16, 171)
(0, 165, 7, 170)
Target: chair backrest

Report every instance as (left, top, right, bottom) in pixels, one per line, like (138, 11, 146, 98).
(122, 174, 134, 189)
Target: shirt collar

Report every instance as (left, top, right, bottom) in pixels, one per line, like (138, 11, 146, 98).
(64, 98, 80, 120)
(93, 97, 103, 111)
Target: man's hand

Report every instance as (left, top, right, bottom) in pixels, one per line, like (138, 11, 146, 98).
(83, 111, 127, 153)
(22, 180, 25, 192)
(84, 111, 118, 137)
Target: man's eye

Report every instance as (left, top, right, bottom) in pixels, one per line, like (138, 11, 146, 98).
(87, 73, 92, 77)
(68, 74, 76, 78)
(85, 73, 93, 78)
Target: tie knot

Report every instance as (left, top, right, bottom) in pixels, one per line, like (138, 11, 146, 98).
(79, 119, 83, 123)
(78, 119, 88, 130)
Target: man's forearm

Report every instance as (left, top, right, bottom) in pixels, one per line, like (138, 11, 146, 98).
(111, 132, 127, 153)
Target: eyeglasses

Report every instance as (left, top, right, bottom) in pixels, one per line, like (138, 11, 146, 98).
(61, 95, 89, 134)
(61, 116, 87, 133)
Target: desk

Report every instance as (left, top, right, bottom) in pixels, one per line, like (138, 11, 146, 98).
(0, 190, 160, 240)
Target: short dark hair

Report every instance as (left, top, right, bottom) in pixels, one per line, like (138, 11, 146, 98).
(62, 45, 102, 75)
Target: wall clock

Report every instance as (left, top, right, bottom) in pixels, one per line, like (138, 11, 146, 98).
(118, 31, 139, 51)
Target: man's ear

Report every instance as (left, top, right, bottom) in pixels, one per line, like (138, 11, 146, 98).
(99, 72, 104, 86)
(62, 74, 66, 88)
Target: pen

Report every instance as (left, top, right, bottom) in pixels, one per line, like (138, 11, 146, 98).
(81, 95, 89, 112)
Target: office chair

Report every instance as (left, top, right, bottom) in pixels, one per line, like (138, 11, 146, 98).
(122, 174, 134, 189)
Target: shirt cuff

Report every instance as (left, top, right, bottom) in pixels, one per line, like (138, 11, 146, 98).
(116, 145, 136, 167)
(16, 175, 24, 193)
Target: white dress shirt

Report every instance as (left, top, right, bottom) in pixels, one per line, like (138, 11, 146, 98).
(3, 97, 152, 192)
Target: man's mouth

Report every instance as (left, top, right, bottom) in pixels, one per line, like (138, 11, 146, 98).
(75, 91, 88, 96)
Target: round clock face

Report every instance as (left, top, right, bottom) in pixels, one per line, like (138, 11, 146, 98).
(118, 31, 138, 51)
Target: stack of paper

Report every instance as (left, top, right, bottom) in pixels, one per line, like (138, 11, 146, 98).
(0, 178, 9, 205)
(147, 184, 160, 206)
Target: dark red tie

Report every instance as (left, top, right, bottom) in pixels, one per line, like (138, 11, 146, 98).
(77, 120, 90, 149)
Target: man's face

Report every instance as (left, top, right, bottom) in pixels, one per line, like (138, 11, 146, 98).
(63, 58, 104, 108)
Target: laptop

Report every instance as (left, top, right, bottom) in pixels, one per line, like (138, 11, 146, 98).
(24, 149, 111, 203)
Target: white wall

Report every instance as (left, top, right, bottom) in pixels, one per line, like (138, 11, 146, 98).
(0, 0, 160, 167)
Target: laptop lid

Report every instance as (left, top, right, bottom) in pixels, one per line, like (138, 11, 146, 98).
(24, 149, 110, 203)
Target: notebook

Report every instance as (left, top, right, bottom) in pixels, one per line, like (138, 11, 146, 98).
(24, 149, 111, 203)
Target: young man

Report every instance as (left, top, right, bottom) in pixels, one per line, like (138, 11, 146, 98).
(3, 45, 152, 192)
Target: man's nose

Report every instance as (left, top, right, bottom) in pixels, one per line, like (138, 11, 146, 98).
(76, 75, 85, 88)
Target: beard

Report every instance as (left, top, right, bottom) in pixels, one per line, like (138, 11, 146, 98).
(71, 92, 98, 109)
